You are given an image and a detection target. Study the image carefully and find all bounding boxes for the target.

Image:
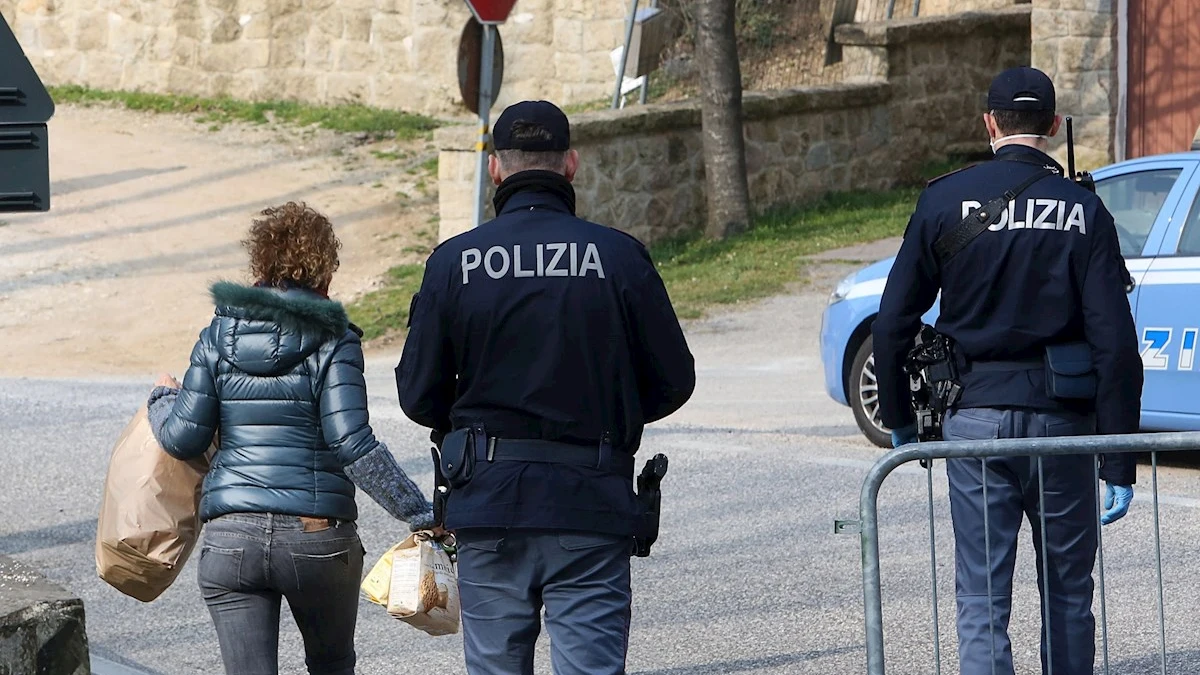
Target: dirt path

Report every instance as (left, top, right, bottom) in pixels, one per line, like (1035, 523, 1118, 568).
(0, 105, 442, 378)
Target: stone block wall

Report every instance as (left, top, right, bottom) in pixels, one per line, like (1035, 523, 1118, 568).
(0, 556, 89, 675)
(0, 0, 630, 115)
(914, 0, 1024, 17)
(438, 6, 1032, 244)
(838, 6, 1033, 162)
(438, 83, 897, 243)
(1030, 0, 1117, 168)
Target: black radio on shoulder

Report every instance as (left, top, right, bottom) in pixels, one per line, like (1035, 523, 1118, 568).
(1065, 116, 1096, 194)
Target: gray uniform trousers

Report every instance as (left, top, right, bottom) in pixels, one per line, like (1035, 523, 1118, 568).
(455, 528, 633, 675)
(943, 407, 1098, 675)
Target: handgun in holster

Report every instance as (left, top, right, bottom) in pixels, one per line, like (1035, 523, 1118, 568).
(429, 429, 454, 529)
(905, 325, 963, 443)
(633, 454, 669, 558)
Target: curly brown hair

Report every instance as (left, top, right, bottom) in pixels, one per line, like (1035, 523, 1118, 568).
(243, 202, 341, 290)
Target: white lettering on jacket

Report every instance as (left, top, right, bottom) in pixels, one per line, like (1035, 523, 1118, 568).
(960, 200, 1088, 235)
(461, 243, 605, 284)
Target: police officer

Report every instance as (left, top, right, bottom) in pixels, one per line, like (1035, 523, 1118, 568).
(872, 67, 1143, 675)
(396, 100, 696, 675)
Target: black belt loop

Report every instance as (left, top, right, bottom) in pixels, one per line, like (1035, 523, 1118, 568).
(473, 424, 492, 463)
(598, 433, 612, 471)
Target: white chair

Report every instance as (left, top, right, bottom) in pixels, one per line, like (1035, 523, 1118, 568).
(610, 46, 646, 108)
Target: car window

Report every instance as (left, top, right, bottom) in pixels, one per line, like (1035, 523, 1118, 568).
(1177, 189, 1200, 256)
(1095, 168, 1182, 257)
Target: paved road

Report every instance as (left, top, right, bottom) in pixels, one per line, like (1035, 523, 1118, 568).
(4, 269, 1200, 674)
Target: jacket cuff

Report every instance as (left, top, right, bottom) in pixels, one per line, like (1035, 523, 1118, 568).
(1099, 452, 1137, 486)
(146, 386, 180, 445)
(407, 509, 438, 532)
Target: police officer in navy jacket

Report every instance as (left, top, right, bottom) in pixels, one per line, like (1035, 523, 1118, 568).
(872, 67, 1142, 675)
(396, 100, 695, 675)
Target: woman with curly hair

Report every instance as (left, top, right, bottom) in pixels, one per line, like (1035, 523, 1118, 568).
(147, 202, 436, 675)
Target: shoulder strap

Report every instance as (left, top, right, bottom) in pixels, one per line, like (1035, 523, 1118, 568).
(932, 167, 1056, 265)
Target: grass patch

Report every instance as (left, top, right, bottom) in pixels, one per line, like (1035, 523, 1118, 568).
(49, 84, 443, 140)
(372, 150, 407, 161)
(651, 187, 918, 319)
(347, 264, 427, 341)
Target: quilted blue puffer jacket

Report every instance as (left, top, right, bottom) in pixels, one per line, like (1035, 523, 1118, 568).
(155, 282, 388, 522)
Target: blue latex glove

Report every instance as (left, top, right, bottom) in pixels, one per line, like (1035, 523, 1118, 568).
(1101, 483, 1134, 525)
(891, 424, 918, 448)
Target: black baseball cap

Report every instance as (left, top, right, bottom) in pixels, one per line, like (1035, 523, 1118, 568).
(493, 101, 571, 151)
(987, 67, 1056, 112)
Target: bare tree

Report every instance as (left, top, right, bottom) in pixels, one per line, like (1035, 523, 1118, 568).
(696, 0, 752, 239)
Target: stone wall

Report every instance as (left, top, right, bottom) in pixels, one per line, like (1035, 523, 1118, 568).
(438, 7, 1032, 243)
(837, 6, 1033, 160)
(0, 0, 630, 115)
(0, 556, 89, 675)
(913, 0, 1024, 17)
(1030, 0, 1117, 168)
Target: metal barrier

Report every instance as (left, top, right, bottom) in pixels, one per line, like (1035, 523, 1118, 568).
(844, 431, 1200, 675)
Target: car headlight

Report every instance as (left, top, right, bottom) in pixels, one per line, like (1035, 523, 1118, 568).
(829, 273, 856, 305)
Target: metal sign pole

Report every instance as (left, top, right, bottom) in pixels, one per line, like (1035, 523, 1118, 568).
(611, 0, 640, 109)
(638, 0, 658, 105)
(473, 24, 497, 228)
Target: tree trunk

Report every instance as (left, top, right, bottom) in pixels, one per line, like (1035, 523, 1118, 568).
(696, 0, 752, 239)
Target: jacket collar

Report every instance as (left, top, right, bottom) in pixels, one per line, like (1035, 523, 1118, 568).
(210, 282, 352, 338)
(994, 144, 1064, 175)
(496, 189, 573, 217)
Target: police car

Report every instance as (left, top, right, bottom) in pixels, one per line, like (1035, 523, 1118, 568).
(821, 151, 1200, 447)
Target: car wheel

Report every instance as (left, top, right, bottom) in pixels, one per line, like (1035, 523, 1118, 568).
(849, 336, 892, 448)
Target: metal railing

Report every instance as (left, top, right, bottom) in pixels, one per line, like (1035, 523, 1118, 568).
(844, 431, 1200, 674)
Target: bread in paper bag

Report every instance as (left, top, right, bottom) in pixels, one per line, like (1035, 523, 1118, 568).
(363, 532, 460, 636)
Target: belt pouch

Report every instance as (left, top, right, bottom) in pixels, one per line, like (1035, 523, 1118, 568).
(1044, 342, 1098, 400)
(439, 428, 475, 489)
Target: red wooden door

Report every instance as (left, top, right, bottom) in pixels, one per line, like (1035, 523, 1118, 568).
(1127, 0, 1200, 158)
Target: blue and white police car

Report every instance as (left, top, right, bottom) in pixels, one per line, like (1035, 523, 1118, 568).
(821, 151, 1200, 447)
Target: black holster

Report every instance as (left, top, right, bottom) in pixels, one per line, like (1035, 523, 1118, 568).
(905, 325, 962, 442)
(430, 426, 484, 527)
(633, 454, 669, 557)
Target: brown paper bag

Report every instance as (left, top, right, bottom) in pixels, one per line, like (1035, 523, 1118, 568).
(95, 405, 213, 602)
(361, 532, 460, 636)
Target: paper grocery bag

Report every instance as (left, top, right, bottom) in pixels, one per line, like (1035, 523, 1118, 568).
(361, 542, 405, 607)
(361, 533, 460, 636)
(95, 405, 213, 602)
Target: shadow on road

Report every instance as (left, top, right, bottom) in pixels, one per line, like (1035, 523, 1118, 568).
(0, 518, 95, 555)
(630, 646, 863, 674)
(1109, 649, 1200, 673)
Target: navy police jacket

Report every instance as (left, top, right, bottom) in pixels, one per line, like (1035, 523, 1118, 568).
(396, 184, 696, 534)
(873, 145, 1143, 485)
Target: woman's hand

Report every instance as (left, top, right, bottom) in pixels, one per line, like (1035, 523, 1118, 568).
(155, 373, 181, 388)
(430, 526, 450, 539)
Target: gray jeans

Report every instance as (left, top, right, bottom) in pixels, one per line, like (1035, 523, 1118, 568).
(456, 528, 634, 675)
(197, 513, 365, 675)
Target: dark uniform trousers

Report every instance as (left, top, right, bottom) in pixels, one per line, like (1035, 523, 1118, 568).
(944, 408, 1098, 675)
(456, 528, 634, 675)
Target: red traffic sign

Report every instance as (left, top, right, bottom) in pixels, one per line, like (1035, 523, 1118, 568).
(457, 18, 504, 115)
(463, 0, 518, 25)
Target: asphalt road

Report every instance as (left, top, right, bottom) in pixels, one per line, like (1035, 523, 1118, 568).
(4, 267, 1200, 674)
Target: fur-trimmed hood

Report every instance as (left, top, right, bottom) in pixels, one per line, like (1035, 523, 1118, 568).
(208, 282, 354, 376)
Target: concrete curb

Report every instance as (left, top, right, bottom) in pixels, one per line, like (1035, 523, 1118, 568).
(90, 654, 161, 675)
